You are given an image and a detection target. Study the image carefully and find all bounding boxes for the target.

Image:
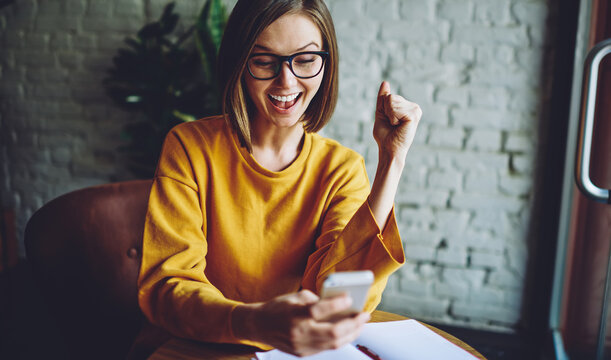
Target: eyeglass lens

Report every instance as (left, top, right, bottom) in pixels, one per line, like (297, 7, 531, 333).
(248, 52, 325, 80)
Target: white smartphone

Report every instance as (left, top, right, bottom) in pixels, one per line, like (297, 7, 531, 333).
(320, 270, 374, 315)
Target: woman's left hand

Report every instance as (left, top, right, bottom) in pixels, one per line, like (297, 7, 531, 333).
(373, 81, 422, 162)
(232, 290, 369, 357)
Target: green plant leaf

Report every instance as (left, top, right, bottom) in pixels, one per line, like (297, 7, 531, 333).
(173, 109, 197, 122)
(138, 23, 162, 39)
(160, 2, 176, 25)
(103, 0, 227, 178)
(198, 0, 227, 53)
(124, 37, 142, 50)
(195, 0, 227, 85)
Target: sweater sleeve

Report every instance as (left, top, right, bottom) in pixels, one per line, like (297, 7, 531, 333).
(137, 129, 267, 348)
(301, 156, 405, 312)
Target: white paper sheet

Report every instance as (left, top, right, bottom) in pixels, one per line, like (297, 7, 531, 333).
(255, 319, 479, 360)
(255, 344, 368, 360)
(355, 320, 478, 360)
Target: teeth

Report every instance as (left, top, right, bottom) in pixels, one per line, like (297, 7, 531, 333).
(270, 93, 299, 102)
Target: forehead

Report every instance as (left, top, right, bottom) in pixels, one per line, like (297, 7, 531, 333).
(255, 13, 323, 52)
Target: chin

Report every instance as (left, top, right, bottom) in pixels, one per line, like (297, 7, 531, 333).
(268, 114, 303, 129)
(264, 104, 307, 129)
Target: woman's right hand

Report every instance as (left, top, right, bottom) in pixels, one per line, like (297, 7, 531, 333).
(231, 290, 370, 357)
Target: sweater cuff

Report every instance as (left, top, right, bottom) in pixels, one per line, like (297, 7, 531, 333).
(320, 201, 405, 274)
(369, 202, 405, 265)
(226, 304, 273, 350)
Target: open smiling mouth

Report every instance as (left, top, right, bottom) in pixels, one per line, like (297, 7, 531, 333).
(268, 93, 302, 110)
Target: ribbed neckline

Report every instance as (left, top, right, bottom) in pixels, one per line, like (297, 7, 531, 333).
(227, 122, 312, 178)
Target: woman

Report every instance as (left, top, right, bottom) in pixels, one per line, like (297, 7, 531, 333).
(137, 0, 422, 356)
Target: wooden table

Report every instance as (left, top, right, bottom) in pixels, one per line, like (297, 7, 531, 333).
(148, 310, 487, 359)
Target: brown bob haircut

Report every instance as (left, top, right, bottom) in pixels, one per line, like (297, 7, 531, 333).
(217, 0, 339, 152)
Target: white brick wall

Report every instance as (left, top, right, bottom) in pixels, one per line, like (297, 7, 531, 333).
(0, 0, 553, 333)
(325, 0, 551, 332)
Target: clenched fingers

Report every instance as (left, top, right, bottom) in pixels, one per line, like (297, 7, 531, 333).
(380, 93, 422, 126)
(291, 312, 370, 355)
(308, 294, 352, 321)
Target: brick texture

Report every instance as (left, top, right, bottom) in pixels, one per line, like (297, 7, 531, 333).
(0, 0, 554, 332)
(325, 0, 553, 332)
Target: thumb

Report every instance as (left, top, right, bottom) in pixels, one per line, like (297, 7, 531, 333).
(295, 289, 319, 304)
(378, 81, 390, 98)
(376, 81, 391, 113)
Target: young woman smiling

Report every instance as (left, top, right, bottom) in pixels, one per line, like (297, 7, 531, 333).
(137, 0, 422, 357)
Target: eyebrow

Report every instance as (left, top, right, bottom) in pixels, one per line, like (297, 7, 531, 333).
(253, 41, 320, 53)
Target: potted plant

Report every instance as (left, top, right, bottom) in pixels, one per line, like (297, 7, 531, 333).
(104, 0, 228, 178)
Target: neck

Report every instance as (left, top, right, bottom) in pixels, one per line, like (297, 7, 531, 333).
(250, 116, 305, 172)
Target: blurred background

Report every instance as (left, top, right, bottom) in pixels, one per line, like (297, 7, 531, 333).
(1, 0, 609, 359)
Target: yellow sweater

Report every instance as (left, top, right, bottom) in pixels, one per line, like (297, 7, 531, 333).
(138, 116, 405, 346)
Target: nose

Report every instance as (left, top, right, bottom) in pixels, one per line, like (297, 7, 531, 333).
(275, 61, 297, 87)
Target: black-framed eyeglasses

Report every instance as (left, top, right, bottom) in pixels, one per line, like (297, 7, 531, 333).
(247, 51, 329, 80)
